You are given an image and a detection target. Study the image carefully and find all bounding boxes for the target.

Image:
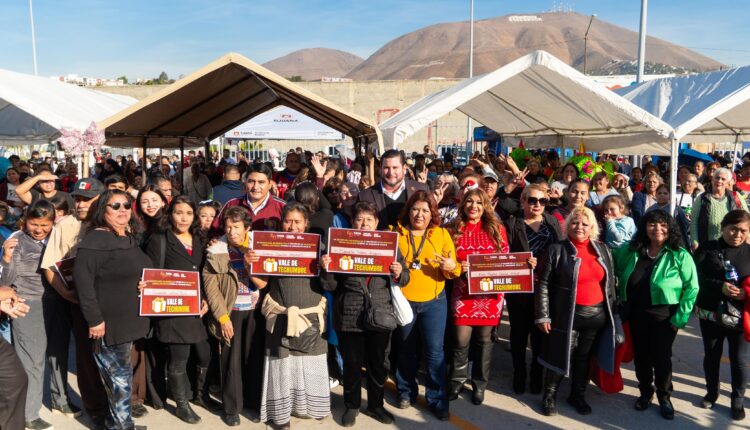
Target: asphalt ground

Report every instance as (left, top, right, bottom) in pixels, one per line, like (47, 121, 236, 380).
(37, 313, 749, 430)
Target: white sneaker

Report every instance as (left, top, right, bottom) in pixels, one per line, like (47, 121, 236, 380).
(329, 377, 340, 389)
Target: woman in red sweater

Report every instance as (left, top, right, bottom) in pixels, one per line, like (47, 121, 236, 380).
(447, 188, 513, 405)
(535, 206, 618, 416)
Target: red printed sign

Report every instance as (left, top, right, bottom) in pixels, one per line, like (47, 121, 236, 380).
(326, 228, 399, 275)
(54, 257, 76, 290)
(250, 231, 320, 277)
(467, 252, 533, 295)
(139, 269, 201, 316)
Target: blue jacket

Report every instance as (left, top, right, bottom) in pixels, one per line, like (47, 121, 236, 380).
(604, 216, 636, 249)
(212, 180, 245, 205)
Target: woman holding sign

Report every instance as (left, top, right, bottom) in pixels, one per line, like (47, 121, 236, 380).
(393, 190, 461, 421)
(535, 206, 618, 416)
(203, 206, 262, 427)
(505, 184, 563, 395)
(320, 202, 409, 426)
(74, 190, 152, 430)
(446, 188, 511, 406)
(143, 195, 210, 424)
(248, 203, 333, 429)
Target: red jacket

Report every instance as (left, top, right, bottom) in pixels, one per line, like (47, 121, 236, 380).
(212, 193, 286, 234)
(743, 277, 750, 342)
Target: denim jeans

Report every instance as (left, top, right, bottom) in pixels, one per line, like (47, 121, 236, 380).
(396, 293, 448, 411)
(94, 340, 134, 430)
(0, 316, 10, 343)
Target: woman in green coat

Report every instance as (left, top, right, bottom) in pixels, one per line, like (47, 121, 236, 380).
(613, 209, 698, 421)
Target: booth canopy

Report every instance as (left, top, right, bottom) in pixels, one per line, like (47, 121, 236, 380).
(379, 50, 674, 155)
(616, 65, 750, 143)
(99, 52, 381, 151)
(0, 69, 136, 145)
(224, 105, 344, 141)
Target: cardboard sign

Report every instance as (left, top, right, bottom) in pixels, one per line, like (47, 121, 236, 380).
(139, 269, 201, 316)
(250, 231, 320, 277)
(467, 252, 533, 294)
(326, 228, 399, 275)
(54, 257, 76, 290)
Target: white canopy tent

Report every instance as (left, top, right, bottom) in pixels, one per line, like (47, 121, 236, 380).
(615, 65, 750, 214)
(0, 69, 136, 146)
(379, 50, 675, 156)
(616, 65, 750, 146)
(224, 105, 344, 140)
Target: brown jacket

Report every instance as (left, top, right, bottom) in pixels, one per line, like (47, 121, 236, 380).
(202, 236, 240, 345)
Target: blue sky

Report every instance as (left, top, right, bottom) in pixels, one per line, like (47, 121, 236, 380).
(2, 0, 748, 79)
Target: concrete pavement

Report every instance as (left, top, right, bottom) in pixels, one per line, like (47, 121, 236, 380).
(38, 314, 748, 429)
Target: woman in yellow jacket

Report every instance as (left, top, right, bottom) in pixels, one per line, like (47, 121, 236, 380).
(392, 190, 461, 421)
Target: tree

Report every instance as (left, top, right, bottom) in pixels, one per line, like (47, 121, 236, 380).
(117, 75, 128, 84)
(288, 75, 304, 82)
(156, 71, 169, 84)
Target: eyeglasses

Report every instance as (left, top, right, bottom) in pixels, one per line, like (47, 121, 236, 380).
(107, 202, 132, 211)
(526, 197, 549, 206)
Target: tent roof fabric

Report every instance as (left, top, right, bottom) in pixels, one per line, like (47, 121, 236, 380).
(616, 66, 750, 143)
(99, 52, 382, 150)
(0, 69, 136, 144)
(379, 50, 675, 155)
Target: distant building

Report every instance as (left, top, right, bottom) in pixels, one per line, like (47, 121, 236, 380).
(49, 74, 125, 87)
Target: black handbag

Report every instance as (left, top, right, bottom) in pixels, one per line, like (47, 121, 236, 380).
(362, 277, 398, 333)
(718, 298, 744, 331)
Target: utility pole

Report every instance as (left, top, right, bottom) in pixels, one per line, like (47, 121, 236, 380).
(636, 0, 648, 83)
(583, 14, 596, 75)
(29, 0, 38, 75)
(465, 0, 475, 160)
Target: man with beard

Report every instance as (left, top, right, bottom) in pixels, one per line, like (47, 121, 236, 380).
(358, 149, 429, 230)
(40, 178, 109, 428)
(273, 151, 303, 199)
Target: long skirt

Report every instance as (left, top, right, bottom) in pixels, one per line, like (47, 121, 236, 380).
(260, 353, 330, 425)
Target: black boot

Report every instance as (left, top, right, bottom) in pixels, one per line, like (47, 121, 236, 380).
(541, 369, 563, 416)
(169, 371, 201, 424)
(448, 345, 469, 400)
(192, 366, 220, 411)
(657, 394, 674, 420)
(471, 341, 493, 405)
(567, 360, 592, 415)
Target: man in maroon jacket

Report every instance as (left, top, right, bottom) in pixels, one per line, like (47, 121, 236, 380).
(213, 163, 285, 232)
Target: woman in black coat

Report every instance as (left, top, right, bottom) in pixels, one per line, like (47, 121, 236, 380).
(535, 207, 618, 416)
(74, 190, 152, 430)
(143, 195, 210, 424)
(504, 184, 562, 394)
(320, 202, 409, 427)
(694, 210, 750, 421)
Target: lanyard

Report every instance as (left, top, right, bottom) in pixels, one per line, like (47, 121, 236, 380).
(409, 229, 427, 263)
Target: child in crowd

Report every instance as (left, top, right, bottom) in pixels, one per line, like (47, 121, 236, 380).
(198, 200, 221, 232)
(601, 195, 636, 249)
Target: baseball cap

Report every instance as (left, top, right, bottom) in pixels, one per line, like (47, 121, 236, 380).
(482, 170, 500, 182)
(71, 178, 105, 199)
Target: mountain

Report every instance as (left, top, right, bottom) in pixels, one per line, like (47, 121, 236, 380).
(262, 48, 363, 81)
(346, 12, 724, 80)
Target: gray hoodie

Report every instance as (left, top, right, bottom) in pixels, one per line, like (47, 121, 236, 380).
(0, 231, 50, 300)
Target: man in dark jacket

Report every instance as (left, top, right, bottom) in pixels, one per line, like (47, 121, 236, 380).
(358, 149, 429, 230)
(212, 165, 245, 205)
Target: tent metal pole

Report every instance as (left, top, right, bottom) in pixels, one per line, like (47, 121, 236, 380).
(205, 138, 211, 163)
(558, 135, 565, 163)
(141, 137, 147, 184)
(180, 138, 185, 194)
(733, 134, 741, 169)
(669, 138, 678, 215)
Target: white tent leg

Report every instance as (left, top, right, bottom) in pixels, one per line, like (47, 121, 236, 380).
(558, 135, 565, 163)
(733, 134, 741, 169)
(669, 138, 679, 215)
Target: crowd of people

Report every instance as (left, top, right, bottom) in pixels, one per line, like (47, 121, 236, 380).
(0, 144, 748, 430)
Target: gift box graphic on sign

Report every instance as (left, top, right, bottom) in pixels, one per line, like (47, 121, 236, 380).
(480, 278, 494, 292)
(339, 256, 354, 271)
(152, 297, 167, 313)
(263, 258, 279, 272)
